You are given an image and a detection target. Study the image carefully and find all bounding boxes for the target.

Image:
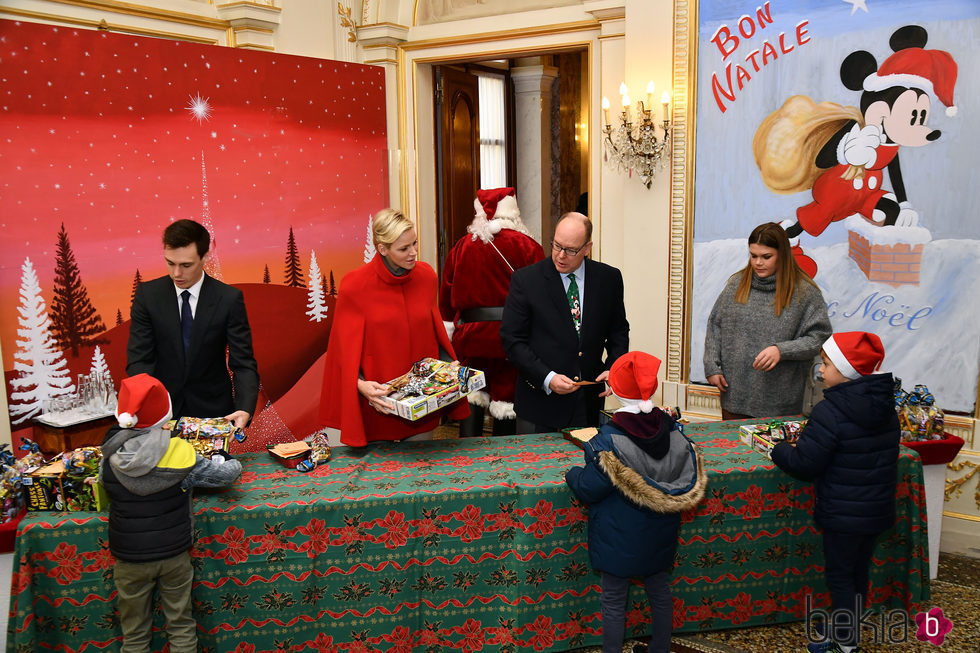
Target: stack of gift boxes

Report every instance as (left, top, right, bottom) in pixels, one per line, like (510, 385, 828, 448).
(894, 381, 945, 442)
(739, 420, 807, 458)
(380, 358, 485, 421)
(17, 441, 107, 513)
(3, 416, 244, 519)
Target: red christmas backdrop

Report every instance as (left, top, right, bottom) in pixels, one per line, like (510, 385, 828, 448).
(0, 20, 388, 446)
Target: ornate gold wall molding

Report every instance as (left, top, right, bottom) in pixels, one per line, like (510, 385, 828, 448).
(667, 0, 695, 384)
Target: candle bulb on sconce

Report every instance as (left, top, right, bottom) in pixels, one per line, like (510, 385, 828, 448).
(601, 82, 673, 189)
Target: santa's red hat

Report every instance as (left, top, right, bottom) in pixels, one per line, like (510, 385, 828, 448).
(476, 187, 517, 221)
(609, 351, 661, 413)
(469, 187, 525, 242)
(115, 373, 173, 429)
(864, 47, 958, 117)
(823, 332, 885, 380)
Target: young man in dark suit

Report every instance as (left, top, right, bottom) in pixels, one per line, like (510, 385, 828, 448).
(500, 212, 629, 433)
(126, 219, 259, 429)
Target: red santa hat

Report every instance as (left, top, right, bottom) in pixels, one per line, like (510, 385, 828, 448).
(115, 373, 173, 429)
(822, 332, 885, 381)
(468, 187, 526, 242)
(476, 187, 516, 221)
(608, 351, 661, 413)
(863, 47, 958, 117)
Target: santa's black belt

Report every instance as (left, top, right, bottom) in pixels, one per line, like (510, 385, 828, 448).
(458, 307, 505, 323)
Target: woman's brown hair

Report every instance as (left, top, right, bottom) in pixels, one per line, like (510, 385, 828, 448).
(734, 222, 816, 315)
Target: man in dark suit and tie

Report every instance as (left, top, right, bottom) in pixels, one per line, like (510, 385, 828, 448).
(127, 219, 259, 429)
(500, 212, 629, 433)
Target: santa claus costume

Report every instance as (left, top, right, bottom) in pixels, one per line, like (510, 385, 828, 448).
(439, 187, 544, 436)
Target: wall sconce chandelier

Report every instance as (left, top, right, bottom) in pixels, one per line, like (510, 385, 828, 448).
(601, 82, 671, 189)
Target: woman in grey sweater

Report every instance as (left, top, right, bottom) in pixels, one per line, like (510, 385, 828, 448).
(703, 222, 831, 419)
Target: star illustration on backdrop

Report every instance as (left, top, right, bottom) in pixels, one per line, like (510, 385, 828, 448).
(843, 0, 869, 15)
(186, 93, 213, 123)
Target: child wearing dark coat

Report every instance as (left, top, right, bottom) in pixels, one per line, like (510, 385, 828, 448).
(100, 374, 242, 653)
(771, 332, 900, 653)
(565, 352, 707, 653)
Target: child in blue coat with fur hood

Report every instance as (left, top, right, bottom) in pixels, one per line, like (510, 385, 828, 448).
(565, 352, 707, 653)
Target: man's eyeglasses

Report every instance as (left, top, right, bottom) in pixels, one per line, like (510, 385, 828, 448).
(551, 240, 586, 256)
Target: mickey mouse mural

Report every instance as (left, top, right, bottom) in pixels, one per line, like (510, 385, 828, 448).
(754, 25, 959, 278)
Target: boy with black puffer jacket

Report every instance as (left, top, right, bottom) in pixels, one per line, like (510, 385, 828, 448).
(100, 373, 242, 653)
(771, 332, 900, 653)
(565, 352, 707, 653)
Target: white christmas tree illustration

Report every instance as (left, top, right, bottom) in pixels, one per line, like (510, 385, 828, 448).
(306, 251, 328, 323)
(9, 257, 75, 424)
(90, 343, 115, 387)
(363, 214, 376, 263)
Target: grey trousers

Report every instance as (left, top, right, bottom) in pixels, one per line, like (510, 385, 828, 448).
(600, 570, 673, 653)
(113, 550, 196, 653)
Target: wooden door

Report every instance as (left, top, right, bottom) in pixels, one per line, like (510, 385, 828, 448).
(434, 66, 480, 273)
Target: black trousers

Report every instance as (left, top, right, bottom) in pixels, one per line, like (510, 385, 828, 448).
(821, 529, 880, 646)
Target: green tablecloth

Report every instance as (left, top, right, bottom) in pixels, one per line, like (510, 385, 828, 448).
(7, 422, 929, 652)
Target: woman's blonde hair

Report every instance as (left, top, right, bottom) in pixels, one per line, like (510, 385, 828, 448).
(734, 222, 817, 316)
(372, 208, 415, 248)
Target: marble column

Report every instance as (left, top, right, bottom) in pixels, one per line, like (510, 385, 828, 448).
(511, 62, 558, 244)
(356, 24, 409, 210)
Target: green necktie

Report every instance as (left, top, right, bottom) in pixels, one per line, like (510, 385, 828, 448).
(566, 273, 581, 336)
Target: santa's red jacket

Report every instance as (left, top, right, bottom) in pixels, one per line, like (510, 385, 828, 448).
(439, 216, 543, 419)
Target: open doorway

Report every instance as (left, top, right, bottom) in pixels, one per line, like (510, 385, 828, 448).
(432, 51, 590, 274)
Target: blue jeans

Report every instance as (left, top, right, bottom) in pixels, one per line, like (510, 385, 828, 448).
(600, 571, 672, 653)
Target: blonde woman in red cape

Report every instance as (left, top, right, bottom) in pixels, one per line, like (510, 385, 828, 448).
(319, 209, 469, 446)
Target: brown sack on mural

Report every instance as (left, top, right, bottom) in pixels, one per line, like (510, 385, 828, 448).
(753, 95, 864, 194)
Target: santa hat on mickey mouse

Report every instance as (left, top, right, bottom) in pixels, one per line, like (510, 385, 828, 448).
(115, 373, 173, 429)
(467, 187, 529, 243)
(822, 332, 886, 381)
(863, 46, 958, 117)
(608, 351, 661, 414)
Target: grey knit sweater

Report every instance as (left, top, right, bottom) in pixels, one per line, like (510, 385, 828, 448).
(703, 273, 831, 417)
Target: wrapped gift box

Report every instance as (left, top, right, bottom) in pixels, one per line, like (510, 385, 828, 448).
(268, 441, 312, 469)
(379, 358, 486, 421)
(170, 417, 239, 457)
(739, 420, 806, 458)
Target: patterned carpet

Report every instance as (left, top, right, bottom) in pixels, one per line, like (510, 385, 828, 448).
(572, 554, 975, 653)
(666, 552, 980, 653)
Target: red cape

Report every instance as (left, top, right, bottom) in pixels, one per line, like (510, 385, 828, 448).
(320, 255, 468, 446)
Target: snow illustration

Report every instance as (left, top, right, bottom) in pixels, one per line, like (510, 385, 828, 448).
(363, 214, 377, 263)
(8, 258, 75, 424)
(306, 252, 328, 323)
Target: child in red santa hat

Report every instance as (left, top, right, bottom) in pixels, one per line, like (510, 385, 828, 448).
(100, 373, 242, 653)
(565, 351, 706, 653)
(771, 332, 900, 653)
